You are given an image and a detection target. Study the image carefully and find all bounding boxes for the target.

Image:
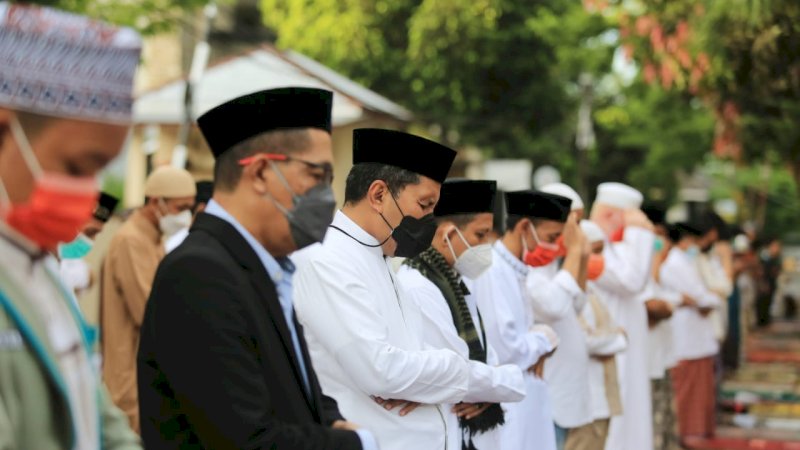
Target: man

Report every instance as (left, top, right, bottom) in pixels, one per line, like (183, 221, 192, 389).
(469, 190, 571, 450)
(660, 220, 722, 442)
(588, 182, 655, 450)
(526, 184, 593, 450)
(578, 219, 628, 450)
(642, 206, 682, 450)
(696, 213, 734, 344)
(0, 2, 141, 448)
(396, 179, 525, 450)
(102, 165, 195, 432)
(293, 129, 525, 450)
(59, 192, 120, 294)
(138, 88, 374, 449)
(165, 180, 214, 253)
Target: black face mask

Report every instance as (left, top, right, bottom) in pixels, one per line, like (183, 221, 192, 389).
(381, 191, 437, 258)
(701, 243, 714, 253)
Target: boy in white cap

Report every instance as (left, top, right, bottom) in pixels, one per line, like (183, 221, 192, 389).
(0, 2, 142, 448)
(577, 220, 628, 449)
(102, 165, 196, 432)
(589, 182, 655, 450)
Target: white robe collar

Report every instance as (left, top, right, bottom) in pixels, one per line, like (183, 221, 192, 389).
(328, 210, 386, 258)
(493, 240, 528, 280)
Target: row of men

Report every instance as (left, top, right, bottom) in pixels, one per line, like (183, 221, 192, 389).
(74, 89, 733, 450)
(0, 3, 735, 449)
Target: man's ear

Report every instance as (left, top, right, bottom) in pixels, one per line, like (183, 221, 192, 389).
(367, 180, 389, 213)
(244, 158, 271, 195)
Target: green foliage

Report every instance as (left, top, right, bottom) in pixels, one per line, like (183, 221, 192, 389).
(261, 0, 614, 164)
(20, 0, 209, 34)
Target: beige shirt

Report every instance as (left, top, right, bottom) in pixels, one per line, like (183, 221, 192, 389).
(101, 209, 164, 433)
(0, 226, 99, 449)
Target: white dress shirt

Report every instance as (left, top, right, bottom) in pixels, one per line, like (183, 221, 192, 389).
(527, 262, 593, 429)
(660, 248, 722, 361)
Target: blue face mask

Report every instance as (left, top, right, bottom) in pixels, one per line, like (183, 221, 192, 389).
(685, 245, 700, 259)
(654, 237, 665, 252)
(58, 233, 94, 260)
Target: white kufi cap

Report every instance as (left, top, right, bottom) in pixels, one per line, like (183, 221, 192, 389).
(580, 220, 606, 243)
(594, 182, 643, 210)
(541, 182, 584, 210)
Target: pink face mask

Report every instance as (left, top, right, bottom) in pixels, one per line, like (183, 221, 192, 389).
(523, 223, 561, 267)
(0, 117, 98, 250)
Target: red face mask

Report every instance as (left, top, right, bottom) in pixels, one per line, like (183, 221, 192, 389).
(523, 223, 561, 267)
(587, 253, 606, 280)
(610, 226, 625, 243)
(0, 118, 98, 251)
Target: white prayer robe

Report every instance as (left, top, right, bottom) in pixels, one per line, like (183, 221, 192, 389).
(581, 285, 627, 421)
(660, 249, 722, 361)
(527, 262, 593, 429)
(468, 241, 557, 450)
(294, 212, 525, 450)
(647, 278, 682, 380)
(593, 227, 655, 450)
(697, 252, 733, 342)
(396, 265, 525, 450)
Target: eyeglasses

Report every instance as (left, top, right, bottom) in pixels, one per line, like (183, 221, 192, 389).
(239, 153, 333, 185)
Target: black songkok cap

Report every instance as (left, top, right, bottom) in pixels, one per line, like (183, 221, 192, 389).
(505, 190, 572, 223)
(93, 192, 119, 223)
(352, 129, 456, 183)
(434, 179, 497, 217)
(197, 87, 333, 159)
(642, 204, 667, 226)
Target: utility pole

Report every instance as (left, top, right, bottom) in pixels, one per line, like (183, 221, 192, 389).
(172, 2, 217, 169)
(576, 73, 595, 202)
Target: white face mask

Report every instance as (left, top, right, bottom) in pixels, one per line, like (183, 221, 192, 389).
(157, 199, 192, 238)
(445, 227, 493, 280)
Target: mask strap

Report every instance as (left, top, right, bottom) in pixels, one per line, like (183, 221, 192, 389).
(529, 223, 543, 245)
(444, 227, 458, 261)
(0, 176, 10, 210)
(9, 117, 43, 179)
(267, 160, 300, 204)
(377, 183, 402, 241)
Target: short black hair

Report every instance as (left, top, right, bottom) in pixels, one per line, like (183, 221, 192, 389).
(506, 214, 543, 231)
(213, 128, 311, 192)
(435, 213, 478, 229)
(344, 162, 421, 204)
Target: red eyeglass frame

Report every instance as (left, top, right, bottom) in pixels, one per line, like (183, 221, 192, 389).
(238, 153, 333, 184)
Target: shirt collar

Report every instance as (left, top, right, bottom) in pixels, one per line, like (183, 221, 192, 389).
(493, 240, 529, 279)
(328, 210, 386, 257)
(204, 200, 294, 283)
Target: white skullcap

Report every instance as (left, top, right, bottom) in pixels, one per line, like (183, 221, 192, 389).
(594, 182, 643, 210)
(541, 183, 584, 210)
(733, 234, 750, 253)
(0, 2, 142, 124)
(144, 166, 197, 198)
(580, 220, 606, 243)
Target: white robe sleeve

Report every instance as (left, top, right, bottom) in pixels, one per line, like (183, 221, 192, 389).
(526, 267, 585, 322)
(399, 269, 526, 404)
(596, 227, 655, 296)
(470, 273, 553, 370)
(585, 331, 628, 357)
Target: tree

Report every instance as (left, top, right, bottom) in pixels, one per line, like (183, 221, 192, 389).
(261, 0, 613, 164)
(21, 0, 207, 34)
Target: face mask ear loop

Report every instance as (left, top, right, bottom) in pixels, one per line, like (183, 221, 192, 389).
(9, 116, 43, 179)
(453, 226, 473, 250)
(444, 227, 458, 261)
(267, 159, 300, 205)
(529, 222, 544, 246)
(0, 176, 10, 210)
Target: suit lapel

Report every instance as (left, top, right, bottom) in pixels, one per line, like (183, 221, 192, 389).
(192, 214, 316, 411)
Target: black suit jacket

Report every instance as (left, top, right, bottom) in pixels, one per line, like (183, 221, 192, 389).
(137, 213, 362, 450)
